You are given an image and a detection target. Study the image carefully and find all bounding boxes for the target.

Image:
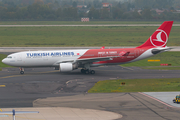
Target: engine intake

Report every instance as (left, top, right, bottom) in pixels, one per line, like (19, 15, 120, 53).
(59, 63, 78, 72)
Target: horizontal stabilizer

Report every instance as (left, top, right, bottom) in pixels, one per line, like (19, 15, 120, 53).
(151, 47, 172, 54)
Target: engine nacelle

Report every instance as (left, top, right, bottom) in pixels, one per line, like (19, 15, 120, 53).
(59, 63, 78, 72)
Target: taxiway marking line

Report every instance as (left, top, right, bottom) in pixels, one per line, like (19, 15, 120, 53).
(0, 109, 8, 117)
(98, 69, 132, 72)
(120, 66, 134, 71)
(0, 70, 57, 79)
(38, 70, 56, 74)
(0, 75, 25, 79)
(97, 66, 134, 72)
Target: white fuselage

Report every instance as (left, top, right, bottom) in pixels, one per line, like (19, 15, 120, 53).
(2, 49, 88, 67)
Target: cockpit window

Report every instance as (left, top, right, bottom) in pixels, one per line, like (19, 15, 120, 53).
(7, 56, 12, 58)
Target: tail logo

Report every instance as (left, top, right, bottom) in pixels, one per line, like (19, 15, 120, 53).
(150, 29, 168, 47)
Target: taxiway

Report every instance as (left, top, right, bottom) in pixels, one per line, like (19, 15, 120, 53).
(0, 66, 180, 119)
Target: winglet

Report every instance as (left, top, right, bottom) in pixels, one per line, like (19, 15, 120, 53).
(101, 46, 105, 49)
(137, 21, 173, 48)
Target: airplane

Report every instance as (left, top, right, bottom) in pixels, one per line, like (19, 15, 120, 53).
(2, 21, 173, 74)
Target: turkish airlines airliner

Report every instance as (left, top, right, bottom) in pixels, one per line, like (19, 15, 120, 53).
(2, 21, 173, 74)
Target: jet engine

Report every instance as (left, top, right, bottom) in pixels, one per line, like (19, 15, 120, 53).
(59, 63, 78, 72)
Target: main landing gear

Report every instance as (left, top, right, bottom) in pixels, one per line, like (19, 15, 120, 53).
(19, 67, 24, 74)
(81, 69, 95, 74)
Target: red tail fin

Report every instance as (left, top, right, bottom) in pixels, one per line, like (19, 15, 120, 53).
(137, 21, 173, 48)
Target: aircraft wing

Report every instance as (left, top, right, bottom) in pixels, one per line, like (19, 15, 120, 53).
(54, 51, 130, 65)
(76, 56, 120, 64)
(55, 56, 120, 65)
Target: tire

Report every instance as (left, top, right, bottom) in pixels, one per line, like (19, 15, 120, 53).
(90, 70, 95, 74)
(20, 71, 24, 74)
(85, 70, 89, 74)
(81, 69, 85, 73)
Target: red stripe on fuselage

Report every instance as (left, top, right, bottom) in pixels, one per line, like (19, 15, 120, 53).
(78, 48, 150, 65)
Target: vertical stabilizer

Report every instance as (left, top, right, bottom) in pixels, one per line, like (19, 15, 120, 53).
(137, 21, 173, 48)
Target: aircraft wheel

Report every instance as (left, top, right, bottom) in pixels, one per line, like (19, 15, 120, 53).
(85, 70, 89, 74)
(20, 71, 24, 74)
(90, 70, 95, 74)
(81, 69, 85, 73)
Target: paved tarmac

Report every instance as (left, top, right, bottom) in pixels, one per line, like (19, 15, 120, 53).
(0, 107, 122, 120)
(1, 66, 180, 119)
(143, 92, 180, 107)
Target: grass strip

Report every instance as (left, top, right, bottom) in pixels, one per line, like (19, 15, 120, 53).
(88, 78, 180, 93)
(121, 51, 180, 67)
(0, 26, 179, 47)
(141, 66, 180, 70)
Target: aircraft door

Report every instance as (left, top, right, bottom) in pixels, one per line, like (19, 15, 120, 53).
(134, 50, 139, 57)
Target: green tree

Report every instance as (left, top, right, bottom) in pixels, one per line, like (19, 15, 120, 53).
(112, 7, 123, 19)
(132, 10, 141, 19)
(88, 7, 100, 19)
(141, 8, 152, 19)
(16, 7, 28, 19)
(0, 6, 8, 19)
(56, 8, 62, 18)
(100, 8, 110, 19)
(93, 0, 101, 8)
(62, 7, 78, 19)
(173, 0, 180, 9)
(72, 1, 77, 8)
(27, 3, 53, 19)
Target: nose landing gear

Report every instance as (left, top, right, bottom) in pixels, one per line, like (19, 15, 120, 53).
(19, 67, 24, 74)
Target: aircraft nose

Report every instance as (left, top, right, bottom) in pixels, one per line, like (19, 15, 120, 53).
(2, 58, 7, 64)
